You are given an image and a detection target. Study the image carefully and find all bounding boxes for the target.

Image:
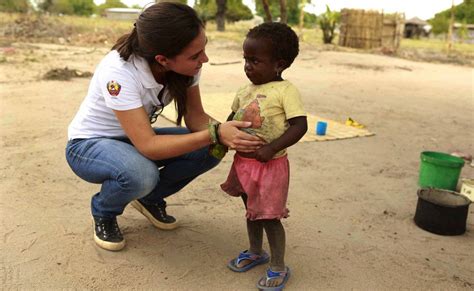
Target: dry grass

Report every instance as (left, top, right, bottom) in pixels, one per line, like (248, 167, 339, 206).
(398, 38, 473, 66)
(0, 12, 131, 45)
(401, 37, 474, 53)
(1, 12, 472, 66)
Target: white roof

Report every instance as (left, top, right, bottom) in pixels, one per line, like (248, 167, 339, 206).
(105, 8, 141, 13)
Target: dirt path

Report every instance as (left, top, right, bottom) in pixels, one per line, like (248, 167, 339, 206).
(1, 42, 473, 289)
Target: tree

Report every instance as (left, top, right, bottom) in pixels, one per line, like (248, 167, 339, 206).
(429, 0, 474, 35)
(298, 0, 317, 29)
(432, 0, 474, 23)
(155, 0, 187, 3)
(70, 0, 95, 15)
(216, 0, 226, 31)
(256, 0, 307, 24)
(298, 0, 306, 29)
(194, 0, 216, 25)
(430, 16, 449, 35)
(225, 0, 252, 22)
(96, 0, 127, 16)
(303, 11, 317, 28)
(194, 0, 252, 25)
(0, 0, 30, 13)
(38, 0, 54, 12)
(44, 0, 74, 14)
(261, 0, 272, 22)
(279, 0, 287, 23)
(39, 0, 95, 16)
(318, 5, 339, 44)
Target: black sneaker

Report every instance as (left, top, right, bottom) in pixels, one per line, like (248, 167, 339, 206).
(130, 200, 178, 230)
(93, 216, 125, 251)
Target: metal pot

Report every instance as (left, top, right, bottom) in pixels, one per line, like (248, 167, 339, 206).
(414, 188, 471, 236)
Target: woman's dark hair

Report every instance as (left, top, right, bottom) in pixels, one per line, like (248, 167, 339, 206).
(247, 22, 299, 70)
(112, 2, 204, 125)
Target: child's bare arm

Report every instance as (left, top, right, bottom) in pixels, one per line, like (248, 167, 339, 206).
(254, 116, 307, 162)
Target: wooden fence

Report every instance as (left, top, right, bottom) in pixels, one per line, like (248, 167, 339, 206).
(338, 9, 405, 50)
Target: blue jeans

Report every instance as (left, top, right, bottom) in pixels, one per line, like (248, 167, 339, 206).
(65, 127, 220, 218)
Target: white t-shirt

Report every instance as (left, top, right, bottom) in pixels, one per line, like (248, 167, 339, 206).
(68, 50, 200, 140)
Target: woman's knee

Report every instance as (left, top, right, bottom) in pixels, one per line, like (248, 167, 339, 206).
(117, 158, 159, 198)
(183, 146, 221, 171)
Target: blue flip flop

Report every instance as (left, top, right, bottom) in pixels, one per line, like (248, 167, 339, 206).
(256, 267, 291, 291)
(227, 250, 270, 272)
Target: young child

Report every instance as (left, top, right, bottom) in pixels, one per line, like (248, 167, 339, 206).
(221, 22, 307, 290)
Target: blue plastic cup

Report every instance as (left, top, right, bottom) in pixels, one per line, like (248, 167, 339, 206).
(316, 121, 327, 135)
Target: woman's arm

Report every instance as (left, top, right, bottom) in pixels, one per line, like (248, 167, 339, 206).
(114, 107, 211, 160)
(114, 87, 264, 160)
(182, 85, 265, 152)
(183, 85, 210, 132)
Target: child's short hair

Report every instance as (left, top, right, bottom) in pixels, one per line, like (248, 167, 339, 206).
(247, 22, 299, 69)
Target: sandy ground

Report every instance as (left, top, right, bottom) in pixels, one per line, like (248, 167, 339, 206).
(1, 41, 473, 290)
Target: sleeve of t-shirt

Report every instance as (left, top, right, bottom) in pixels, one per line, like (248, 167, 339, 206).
(98, 66, 143, 111)
(281, 83, 307, 120)
(231, 86, 247, 112)
(231, 95, 240, 113)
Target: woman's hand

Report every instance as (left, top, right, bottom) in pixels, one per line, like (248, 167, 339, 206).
(218, 120, 264, 152)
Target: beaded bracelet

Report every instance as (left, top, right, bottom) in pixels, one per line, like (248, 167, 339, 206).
(208, 122, 219, 145)
(215, 123, 222, 144)
(207, 121, 228, 159)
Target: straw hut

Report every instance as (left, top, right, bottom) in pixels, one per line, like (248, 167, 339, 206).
(404, 17, 429, 38)
(338, 9, 405, 50)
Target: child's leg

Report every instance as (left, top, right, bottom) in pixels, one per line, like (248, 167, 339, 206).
(261, 219, 286, 287)
(242, 194, 264, 254)
(247, 219, 264, 254)
(235, 194, 265, 268)
(263, 219, 285, 270)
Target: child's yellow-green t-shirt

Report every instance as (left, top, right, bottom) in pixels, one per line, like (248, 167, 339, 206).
(232, 80, 306, 157)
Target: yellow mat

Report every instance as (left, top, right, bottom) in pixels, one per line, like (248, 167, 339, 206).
(162, 92, 375, 142)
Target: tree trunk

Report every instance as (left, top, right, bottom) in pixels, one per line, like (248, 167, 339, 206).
(279, 0, 287, 23)
(261, 0, 272, 22)
(216, 0, 227, 31)
(298, 0, 305, 30)
(447, 0, 455, 52)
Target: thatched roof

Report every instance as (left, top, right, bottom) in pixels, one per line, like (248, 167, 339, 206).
(405, 17, 428, 26)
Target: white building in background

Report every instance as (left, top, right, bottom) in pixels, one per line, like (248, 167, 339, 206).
(104, 8, 141, 20)
(453, 22, 474, 44)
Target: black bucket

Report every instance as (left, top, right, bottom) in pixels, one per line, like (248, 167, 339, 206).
(414, 188, 471, 236)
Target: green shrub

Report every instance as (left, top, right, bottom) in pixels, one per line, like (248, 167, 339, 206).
(0, 0, 30, 13)
(318, 5, 339, 44)
(194, 0, 252, 23)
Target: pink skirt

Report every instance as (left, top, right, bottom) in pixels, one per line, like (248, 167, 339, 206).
(220, 154, 289, 220)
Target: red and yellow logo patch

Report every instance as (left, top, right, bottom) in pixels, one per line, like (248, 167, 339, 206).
(107, 80, 121, 96)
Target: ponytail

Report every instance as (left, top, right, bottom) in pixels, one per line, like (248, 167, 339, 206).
(165, 72, 192, 126)
(112, 26, 139, 61)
